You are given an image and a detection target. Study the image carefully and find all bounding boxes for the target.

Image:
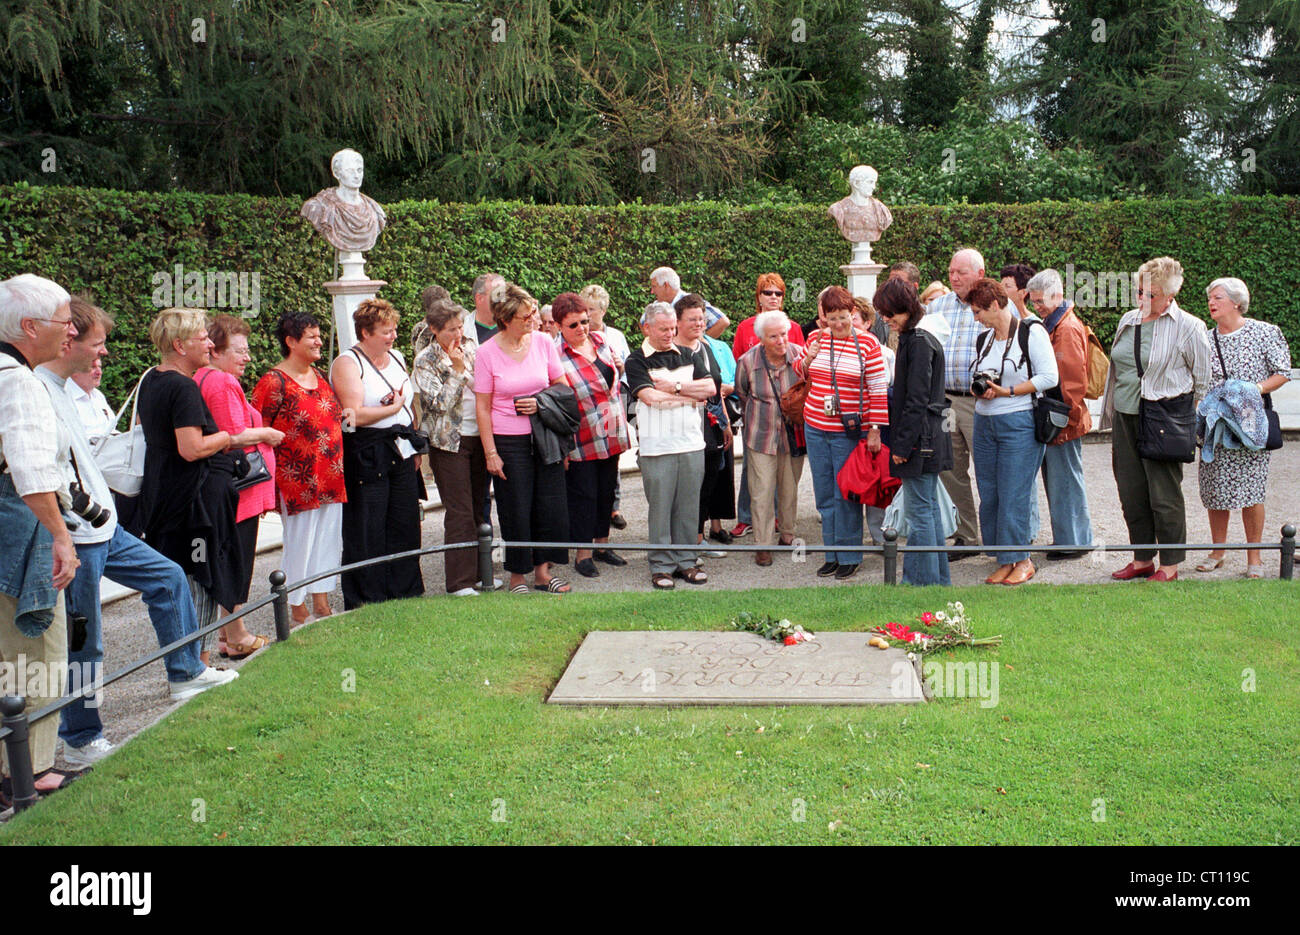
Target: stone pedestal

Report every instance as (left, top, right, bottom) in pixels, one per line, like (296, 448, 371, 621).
(840, 261, 886, 301)
(324, 275, 387, 351)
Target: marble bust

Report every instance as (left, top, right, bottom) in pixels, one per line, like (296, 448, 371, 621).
(300, 148, 388, 253)
(828, 165, 893, 246)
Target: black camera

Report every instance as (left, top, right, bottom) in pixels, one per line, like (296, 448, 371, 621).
(971, 371, 1001, 396)
(69, 612, 89, 652)
(68, 481, 111, 528)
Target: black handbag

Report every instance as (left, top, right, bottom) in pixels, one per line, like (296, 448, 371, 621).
(1213, 328, 1282, 451)
(1020, 320, 1071, 445)
(1135, 323, 1197, 462)
(231, 447, 272, 491)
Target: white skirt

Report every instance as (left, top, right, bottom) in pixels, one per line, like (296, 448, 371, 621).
(280, 502, 343, 605)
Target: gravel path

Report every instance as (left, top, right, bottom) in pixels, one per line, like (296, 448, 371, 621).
(59, 436, 1300, 767)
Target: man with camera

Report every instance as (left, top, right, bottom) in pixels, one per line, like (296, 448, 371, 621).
(35, 297, 237, 767)
(0, 275, 83, 801)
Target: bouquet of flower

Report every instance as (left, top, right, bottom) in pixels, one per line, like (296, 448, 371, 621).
(869, 601, 1000, 654)
(728, 612, 816, 646)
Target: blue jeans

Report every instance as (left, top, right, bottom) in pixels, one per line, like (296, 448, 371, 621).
(1041, 437, 1093, 549)
(973, 409, 1044, 565)
(805, 424, 863, 564)
(61, 526, 204, 748)
(901, 473, 951, 586)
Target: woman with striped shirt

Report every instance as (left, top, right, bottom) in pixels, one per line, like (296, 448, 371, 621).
(799, 285, 889, 579)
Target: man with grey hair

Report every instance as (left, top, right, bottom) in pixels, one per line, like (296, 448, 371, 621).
(648, 266, 730, 339)
(624, 302, 716, 588)
(0, 274, 82, 800)
(470, 272, 504, 346)
(1026, 268, 1094, 558)
(926, 247, 988, 557)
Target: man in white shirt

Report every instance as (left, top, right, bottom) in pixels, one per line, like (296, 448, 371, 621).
(36, 297, 236, 767)
(66, 356, 116, 441)
(623, 303, 716, 588)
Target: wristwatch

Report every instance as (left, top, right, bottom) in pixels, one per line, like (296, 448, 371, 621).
(674, 381, 682, 395)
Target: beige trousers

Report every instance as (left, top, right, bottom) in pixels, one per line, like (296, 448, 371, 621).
(0, 591, 67, 777)
(748, 449, 804, 547)
(939, 393, 981, 544)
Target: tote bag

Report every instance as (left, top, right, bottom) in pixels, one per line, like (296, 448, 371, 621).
(90, 368, 151, 496)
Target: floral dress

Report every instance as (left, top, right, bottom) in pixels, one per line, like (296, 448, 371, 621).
(1198, 319, 1291, 510)
(250, 367, 348, 515)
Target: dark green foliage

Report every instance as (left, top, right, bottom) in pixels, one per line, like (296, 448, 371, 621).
(2, 184, 1295, 407)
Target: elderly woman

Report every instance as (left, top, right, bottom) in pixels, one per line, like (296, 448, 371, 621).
(1195, 277, 1291, 578)
(475, 282, 571, 593)
(875, 278, 953, 586)
(553, 292, 631, 578)
(251, 312, 350, 624)
(967, 278, 1058, 587)
(1101, 257, 1211, 582)
(734, 309, 805, 566)
(729, 273, 806, 540)
(195, 315, 283, 657)
(414, 296, 488, 596)
(331, 298, 426, 609)
(799, 285, 889, 580)
(137, 309, 243, 664)
(579, 283, 631, 531)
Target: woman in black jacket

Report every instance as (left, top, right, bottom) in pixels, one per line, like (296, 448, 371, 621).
(874, 278, 953, 586)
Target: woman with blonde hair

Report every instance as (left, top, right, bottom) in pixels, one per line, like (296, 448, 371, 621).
(331, 297, 426, 608)
(1100, 256, 1211, 582)
(137, 309, 244, 664)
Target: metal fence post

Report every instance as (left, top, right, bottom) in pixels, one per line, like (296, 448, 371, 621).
(882, 527, 898, 585)
(270, 570, 290, 642)
(1281, 524, 1296, 581)
(1, 695, 36, 813)
(478, 523, 494, 591)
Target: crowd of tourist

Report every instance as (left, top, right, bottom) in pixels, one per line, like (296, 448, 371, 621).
(1, 252, 1293, 804)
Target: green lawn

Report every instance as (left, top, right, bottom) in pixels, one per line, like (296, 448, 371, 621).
(5, 582, 1297, 845)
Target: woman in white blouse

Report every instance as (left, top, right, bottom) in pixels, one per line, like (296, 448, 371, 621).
(968, 278, 1058, 587)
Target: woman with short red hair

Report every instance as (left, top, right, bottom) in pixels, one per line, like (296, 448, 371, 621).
(799, 285, 888, 579)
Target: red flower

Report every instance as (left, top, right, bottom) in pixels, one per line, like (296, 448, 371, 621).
(885, 622, 920, 643)
(920, 611, 936, 626)
(783, 635, 798, 646)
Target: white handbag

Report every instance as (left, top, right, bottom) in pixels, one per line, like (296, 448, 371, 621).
(90, 368, 151, 497)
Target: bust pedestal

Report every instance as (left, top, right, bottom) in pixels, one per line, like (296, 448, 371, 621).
(324, 271, 386, 351)
(840, 261, 886, 301)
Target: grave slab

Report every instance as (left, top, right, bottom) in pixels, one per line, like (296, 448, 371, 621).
(548, 631, 925, 706)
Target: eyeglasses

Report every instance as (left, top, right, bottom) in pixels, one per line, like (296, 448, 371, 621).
(33, 317, 75, 327)
(878, 310, 897, 319)
(760, 290, 784, 297)
(564, 319, 590, 329)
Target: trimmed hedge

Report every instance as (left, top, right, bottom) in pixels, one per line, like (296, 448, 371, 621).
(1, 184, 1297, 407)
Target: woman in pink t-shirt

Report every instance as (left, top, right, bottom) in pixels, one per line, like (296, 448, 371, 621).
(474, 282, 571, 593)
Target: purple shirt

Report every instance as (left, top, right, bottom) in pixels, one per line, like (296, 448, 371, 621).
(473, 333, 563, 435)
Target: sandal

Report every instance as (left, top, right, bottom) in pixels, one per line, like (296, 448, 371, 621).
(651, 573, 675, 590)
(1245, 564, 1263, 579)
(1195, 555, 1226, 572)
(535, 577, 571, 593)
(220, 635, 269, 660)
(673, 567, 708, 585)
(509, 583, 531, 594)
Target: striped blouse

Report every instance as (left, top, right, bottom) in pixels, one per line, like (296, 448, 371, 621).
(1100, 299, 1212, 429)
(801, 331, 889, 433)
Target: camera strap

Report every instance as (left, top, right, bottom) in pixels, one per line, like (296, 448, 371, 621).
(827, 332, 867, 415)
(974, 318, 1020, 385)
(352, 347, 413, 426)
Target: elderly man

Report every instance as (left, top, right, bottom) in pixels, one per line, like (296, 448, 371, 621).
(470, 272, 505, 346)
(1026, 269, 1094, 559)
(925, 247, 988, 559)
(649, 267, 729, 339)
(624, 302, 716, 589)
(0, 275, 83, 801)
(888, 261, 921, 288)
(35, 298, 235, 767)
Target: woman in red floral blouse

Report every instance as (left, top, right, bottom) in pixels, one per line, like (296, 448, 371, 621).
(251, 312, 352, 624)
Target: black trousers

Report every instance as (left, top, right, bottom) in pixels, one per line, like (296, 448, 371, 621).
(342, 454, 425, 609)
(231, 515, 260, 606)
(494, 434, 569, 573)
(428, 436, 490, 593)
(698, 444, 733, 533)
(566, 455, 619, 544)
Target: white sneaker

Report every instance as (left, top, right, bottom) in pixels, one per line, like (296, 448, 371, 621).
(170, 666, 239, 701)
(64, 737, 115, 767)
(475, 577, 504, 591)
(451, 587, 479, 597)
(703, 549, 727, 559)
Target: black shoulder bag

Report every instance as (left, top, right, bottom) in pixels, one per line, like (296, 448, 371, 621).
(1213, 328, 1282, 451)
(1134, 322, 1197, 463)
(198, 368, 272, 491)
(1019, 321, 1071, 445)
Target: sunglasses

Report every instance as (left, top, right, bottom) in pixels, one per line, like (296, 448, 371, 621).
(878, 310, 897, 319)
(760, 290, 784, 297)
(564, 318, 590, 329)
